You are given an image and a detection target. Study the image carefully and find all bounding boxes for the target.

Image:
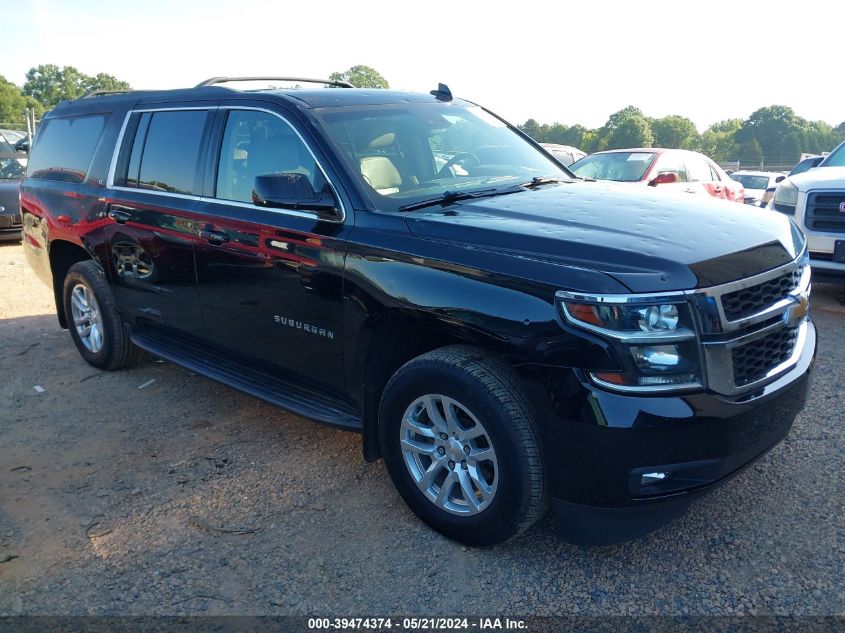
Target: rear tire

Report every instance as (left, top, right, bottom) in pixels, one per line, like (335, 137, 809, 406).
(63, 260, 140, 370)
(379, 345, 548, 546)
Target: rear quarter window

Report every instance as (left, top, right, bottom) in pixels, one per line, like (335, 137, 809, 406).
(26, 114, 109, 184)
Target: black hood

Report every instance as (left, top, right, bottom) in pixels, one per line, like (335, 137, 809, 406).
(405, 181, 805, 293)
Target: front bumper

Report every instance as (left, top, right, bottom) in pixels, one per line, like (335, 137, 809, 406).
(528, 319, 816, 544)
(809, 252, 845, 280)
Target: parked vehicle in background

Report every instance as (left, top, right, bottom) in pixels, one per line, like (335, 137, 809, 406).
(730, 170, 786, 206)
(0, 129, 26, 145)
(569, 148, 745, 203)
(790, 155, 824, 177)
(539, 143, 586, 166)
(771, 139, 845, 280)
(0, 138, 25, 240)
(20, 78, 815, 546)
(760, 157, 825, 210)
(14, 136, 30, 158)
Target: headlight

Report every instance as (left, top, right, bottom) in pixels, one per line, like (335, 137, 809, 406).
(558, 292, 702, 391)
(773, 180, 799, 211)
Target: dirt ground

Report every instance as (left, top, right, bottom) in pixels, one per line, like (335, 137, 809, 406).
(1, 241, 843, 616)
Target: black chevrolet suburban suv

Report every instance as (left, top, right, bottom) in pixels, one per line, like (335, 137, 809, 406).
(20, 78, 815, 545)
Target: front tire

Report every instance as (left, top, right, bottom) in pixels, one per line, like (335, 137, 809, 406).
(379, 345, 548, 546)
(63, 260, 140, 370)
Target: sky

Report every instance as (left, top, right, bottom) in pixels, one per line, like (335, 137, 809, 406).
(2, 0, 842, 132)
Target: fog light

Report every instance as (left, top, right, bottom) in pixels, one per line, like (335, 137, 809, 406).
(641, 472, 670, 486)
(632, 345, 681, 369)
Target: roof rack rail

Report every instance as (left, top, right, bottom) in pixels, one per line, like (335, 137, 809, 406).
(78, 89, 136, 99)
(196, 76, 354, 89)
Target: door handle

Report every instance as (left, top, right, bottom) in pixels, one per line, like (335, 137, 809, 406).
(107, 206, 133, 224)
(199, 228, 230, 245)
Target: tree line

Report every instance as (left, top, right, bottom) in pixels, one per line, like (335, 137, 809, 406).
(0, 65, 131, 126)
(519, 105, 845, 168)
(4, 64, 840, 168)
(0, 64, 391, 129)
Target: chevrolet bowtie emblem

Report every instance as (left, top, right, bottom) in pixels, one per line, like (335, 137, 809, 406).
(784, 292, 810, 327)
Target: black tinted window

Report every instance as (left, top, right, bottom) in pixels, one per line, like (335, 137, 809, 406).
(135, 110, 207, 195)
(27, 114, 107, 183)
(216, 110, 323, 203)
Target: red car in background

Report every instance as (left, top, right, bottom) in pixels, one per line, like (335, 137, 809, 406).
(569, 148, 745, 203)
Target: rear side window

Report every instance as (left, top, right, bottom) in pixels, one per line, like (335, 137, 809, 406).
(120, 110, 208, 195)
(27, 114, 108, 184)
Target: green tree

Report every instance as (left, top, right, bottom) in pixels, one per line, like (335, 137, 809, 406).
(651, 115, 700, 150)
(604, 106, 645, 133)
(519, 118, 542, 140)
(328, 65, 389, 89)
(605, 116, 653, 149)
(700, 118, 742, 162)
(736, 105, 806, 164)
(0, 75, 43, 126)
(23, 64, 131, 109)
(84, 73, 131, 94)
(738, 138, 763, 167)
(590, 106, 653, 151)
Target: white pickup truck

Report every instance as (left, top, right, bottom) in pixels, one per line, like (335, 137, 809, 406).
(772, 141, 845, 280)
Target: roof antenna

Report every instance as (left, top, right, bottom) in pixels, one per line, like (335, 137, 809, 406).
(430, 83, 452, 102)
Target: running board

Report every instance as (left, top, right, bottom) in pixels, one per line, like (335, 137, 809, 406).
(131, 329, 362, 431)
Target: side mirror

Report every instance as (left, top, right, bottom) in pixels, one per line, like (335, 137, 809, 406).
(775, 175, 785, 183)
(252, 173, 339, 217)
(14, 138, 30, 154)
(648, 171, 678, 187)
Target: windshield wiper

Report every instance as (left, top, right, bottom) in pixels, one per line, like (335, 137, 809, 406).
(520, 176, 561, 188)
(397, 178, 564, 212)
(398, 188, 510, 212)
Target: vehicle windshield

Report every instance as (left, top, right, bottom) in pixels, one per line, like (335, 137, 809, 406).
(731, 174, 771, 190)
(568, 152, 657, 182)
(0, 131, 25, 145)
(0, 135, 17, 160)
(314, 103, 568, 210)
(0, 157, 25, 180)
(820, 141, 845, 167)
(789, 157, 818, 176)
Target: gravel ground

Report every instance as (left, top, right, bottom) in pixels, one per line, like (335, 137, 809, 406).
(0, 241, 843, 616)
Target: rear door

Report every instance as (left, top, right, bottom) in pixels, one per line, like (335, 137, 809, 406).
(192, 104, 351, 393)
(103, 106, 216, 335)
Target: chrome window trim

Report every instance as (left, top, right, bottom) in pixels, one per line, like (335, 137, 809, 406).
(105, 105, 346, 224)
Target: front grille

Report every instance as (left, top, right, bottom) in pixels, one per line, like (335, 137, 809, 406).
(732, 328, 799, 386)
(804, 191, 845, 234)
(721, 266, 803, 321)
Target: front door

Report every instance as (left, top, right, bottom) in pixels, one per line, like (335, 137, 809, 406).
(193, 106, 349, 393)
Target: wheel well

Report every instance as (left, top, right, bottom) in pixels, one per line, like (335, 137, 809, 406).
(360, 321, 490, 462)
(49, 240, 93, 328)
